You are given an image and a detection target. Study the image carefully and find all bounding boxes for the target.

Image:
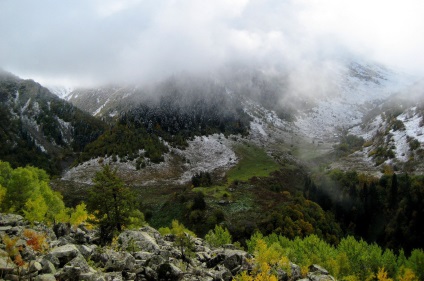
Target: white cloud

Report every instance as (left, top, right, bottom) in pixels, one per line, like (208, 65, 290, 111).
(0, 0, 423, 86)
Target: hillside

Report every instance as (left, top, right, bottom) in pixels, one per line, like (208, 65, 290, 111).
(331, 80, 424, 175)
(0, 71, 106, 174)
(2, 213, 423, 281)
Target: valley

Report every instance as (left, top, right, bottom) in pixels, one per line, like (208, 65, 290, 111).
(1, 59, 424, 280)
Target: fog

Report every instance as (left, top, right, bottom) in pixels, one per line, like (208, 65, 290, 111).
(1, 0, 423, 88)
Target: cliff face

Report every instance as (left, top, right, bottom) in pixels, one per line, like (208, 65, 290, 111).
(0, 213, 335, 281)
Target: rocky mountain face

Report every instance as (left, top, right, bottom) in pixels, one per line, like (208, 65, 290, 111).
(0, 213, 336, 281)
(0, 71, 106, 174)
(58, 59, 421, 184)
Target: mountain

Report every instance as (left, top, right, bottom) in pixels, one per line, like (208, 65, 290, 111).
(58, 59, 418, 184)
(0, 71, 106, 174)
(332, 79, 424, 174)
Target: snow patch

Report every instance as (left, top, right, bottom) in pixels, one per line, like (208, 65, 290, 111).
(175, 134, 237, 183)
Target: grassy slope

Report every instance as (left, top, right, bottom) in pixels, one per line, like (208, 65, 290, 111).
(194, 143, 281, 199)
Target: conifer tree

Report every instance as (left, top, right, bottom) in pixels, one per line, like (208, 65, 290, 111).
(87, 165, 134, 243)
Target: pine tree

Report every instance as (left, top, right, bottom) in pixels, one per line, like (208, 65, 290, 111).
(87, 165, 134, 243)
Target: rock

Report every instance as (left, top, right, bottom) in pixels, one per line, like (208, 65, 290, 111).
(291, 262, 301, 280)
(4, 274, 20, 281)
(309, 264, 329, 275)
(104, 250, 135, 272)
(104, 272, 123, 280)
(66, 253, 91, 273)
(53, 223, 71, 238)
(146, 254, 167, 270)
(208, 249, 250, 276)
(196, 251, 211, 262)
(55, 265, 82, 281)
(74, 228, 87, 244)
(35, 274, 57, 281)
(77, 244, 94, 258)
(0, 226, 12, 232)
(211, 265, 232, 281)
(157, 262, 183, 280)
(308, 272, 336, 281)
(307, 264, 335, 281)
(50, 244, 80, 266)
(0, 256, 15, 274)
(143, 266, 158, 280)
(276, 268, 288, 281)
(0, 213, 25, 226)
(43, 253, 61, 268)
(133, 251, 153, 261)
(29, 261, 43, 273)
(118, 230, 160, 253)
(40, 258, 56, 274)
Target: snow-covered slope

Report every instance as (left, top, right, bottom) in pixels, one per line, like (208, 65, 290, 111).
(294, 61, 414, 142)
(332, 80, 424, 174)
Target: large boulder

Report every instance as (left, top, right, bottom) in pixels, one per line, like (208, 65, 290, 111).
(49, 244, 80, 267)
(208, 249, 251, 276)
(104, 250, 136, 272)
(118, 230, 160, 253)
(157, 262, 183, 281)
(54, 254, 93, 281)
(307, 264, 335, 281)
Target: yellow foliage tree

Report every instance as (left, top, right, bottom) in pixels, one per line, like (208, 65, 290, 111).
(376, 267, 393, 281)
(23, 194, 48, 223)
(398, 267, 418, 281)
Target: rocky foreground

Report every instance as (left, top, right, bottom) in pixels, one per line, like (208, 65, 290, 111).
(0, 213, 335, 281)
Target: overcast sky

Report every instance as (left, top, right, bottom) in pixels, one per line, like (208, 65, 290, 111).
(1, 0, 423, 87)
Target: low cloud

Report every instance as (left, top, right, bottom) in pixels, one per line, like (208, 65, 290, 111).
(1, 0, 423, 87)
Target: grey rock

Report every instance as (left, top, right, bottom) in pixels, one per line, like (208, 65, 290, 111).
(50, 244, 80, 266)
(66, 253, 91, 273)
(309, 264, 329, 275)
(290, 262, 301, 280)
(35, 274, 57, 281)
(77, 244, 93, 258)
(307, 264, 335, 281)
(146, 254, 166, 270)
(143, 266, 158, 280)
(55, 265, 82, 281)
(40, 258, 56, 274)
(80, 272, 107, 281)
(223, 253, 245, 275)
(4, 274, 20, 281)
(29, 261, 43, 273)
(43, 253, 61, 268)
(276, 268, 288, 281)
(104, 272, 123, 281)
(307, 272, 336, 281)
(0, 213, 25, 226)
(211, 265, 232, 281)
(53, 222, 71, 238)
(196, 251, 211, 262)
(133, 251, 153, 260)
(0, 225, 12, 232)
(0, 256, 15, 273)
(118, 230, 160, 253)
(157, 262, 183, 281)
(74, 231, 87, 244)
(104, 250, 135, 272)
